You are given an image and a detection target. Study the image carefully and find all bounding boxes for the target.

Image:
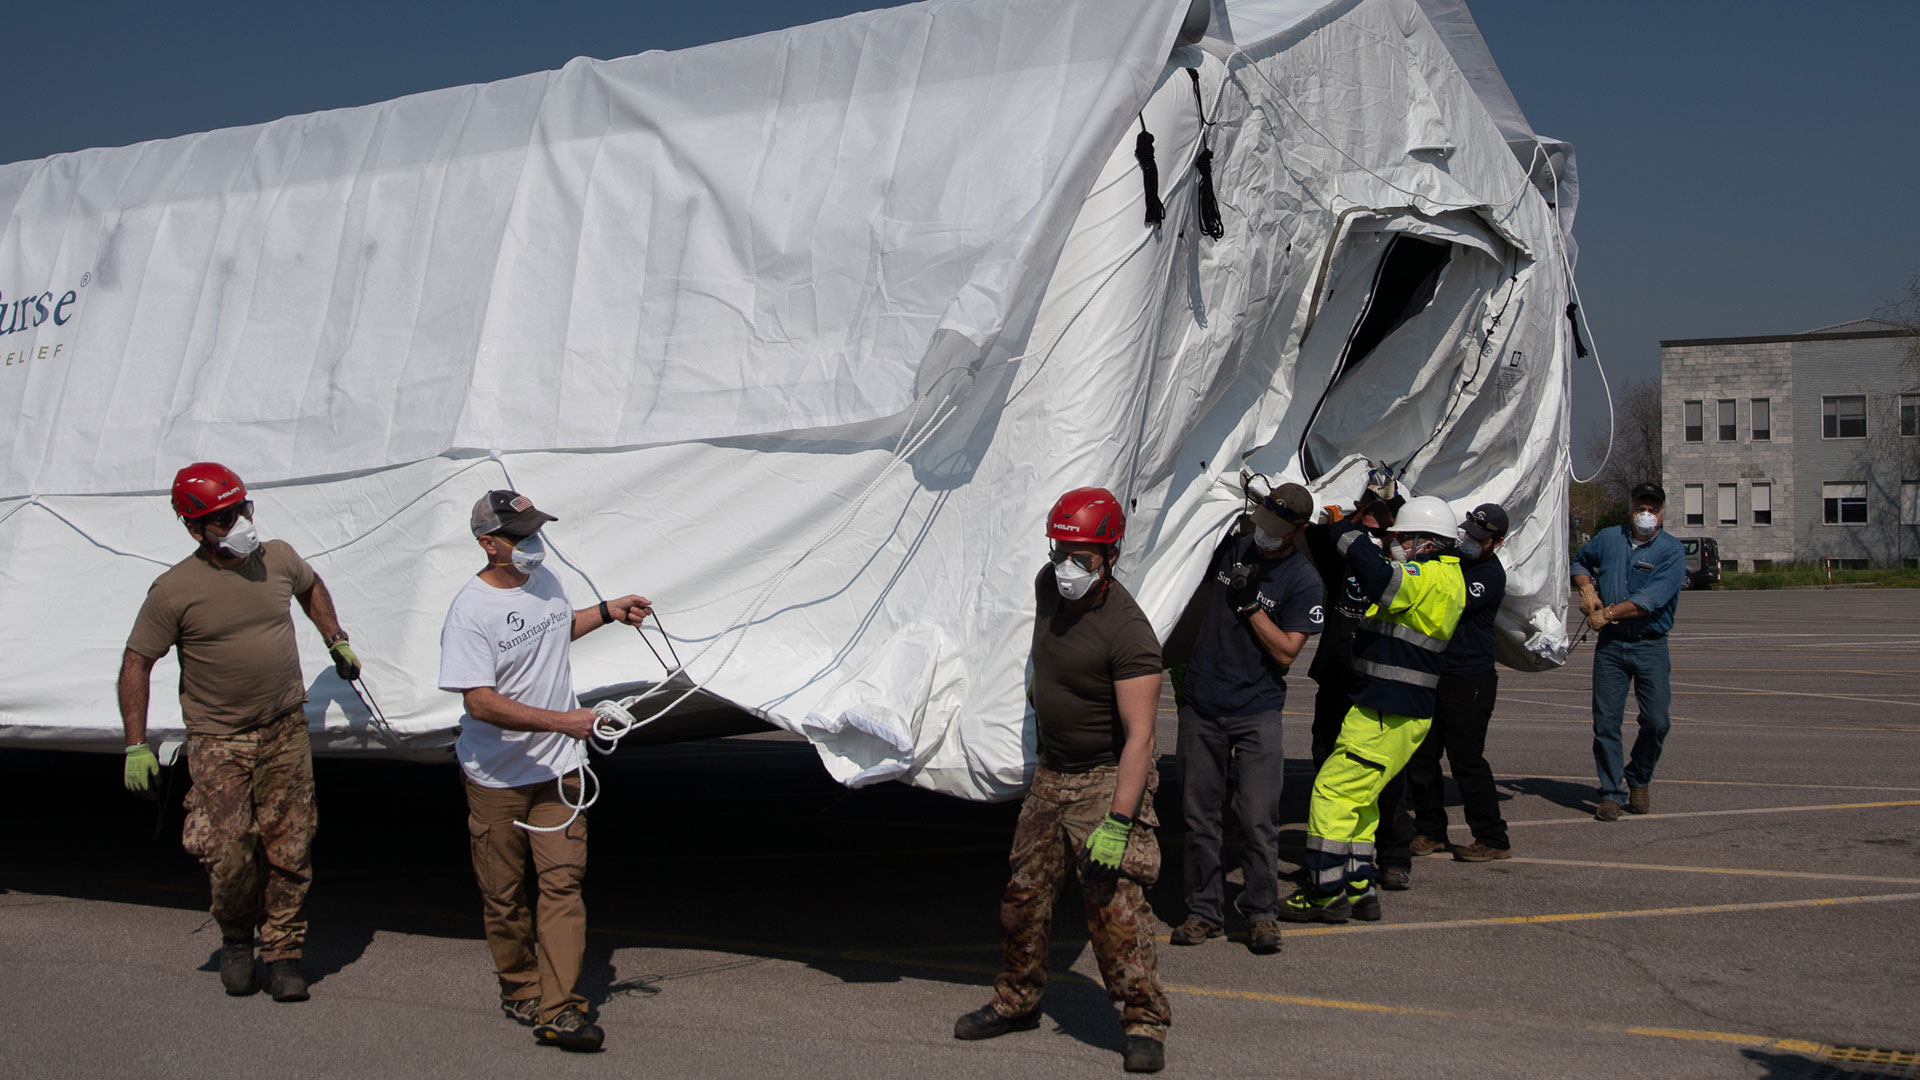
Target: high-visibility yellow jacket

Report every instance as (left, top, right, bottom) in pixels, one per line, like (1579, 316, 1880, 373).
(1333, 522, 1466, 718)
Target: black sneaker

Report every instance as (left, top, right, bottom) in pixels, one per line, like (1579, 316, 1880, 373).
(1346, 880, 1382, 922)
(219, 939, 256, 996)
(1123, 1035, 1166, 1073)
(954, 1004, 1041, 1040)
(501, 997, 540, 1026)
(1168, 917, 1224, 946)
(534, 1006, 604, 1052)
(266, 959, 309, 1002)
(1277, 890, 1352, 923)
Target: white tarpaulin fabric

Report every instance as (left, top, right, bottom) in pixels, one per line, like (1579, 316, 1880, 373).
(0, 0, 1578, 800)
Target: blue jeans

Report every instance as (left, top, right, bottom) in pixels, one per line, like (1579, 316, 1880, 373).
(1590, 635, 1672, 803)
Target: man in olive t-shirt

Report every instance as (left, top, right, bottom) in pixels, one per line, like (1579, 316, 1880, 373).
(119, 462, 362, 1003)
(955, 488, 1170, 1075)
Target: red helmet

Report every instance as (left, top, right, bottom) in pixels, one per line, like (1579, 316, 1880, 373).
(171, 462, 248, 519)
(1046, 487, 1125, 544)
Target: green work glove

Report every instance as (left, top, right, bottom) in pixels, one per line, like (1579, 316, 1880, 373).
(124, 744, 160, 794)
(1081, 812, 1133, 877)
(329, 640, 362, 681)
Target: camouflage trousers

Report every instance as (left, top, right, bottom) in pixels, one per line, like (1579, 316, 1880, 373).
(991, 763, 1171, 1038)
(181, 708, 316, 962)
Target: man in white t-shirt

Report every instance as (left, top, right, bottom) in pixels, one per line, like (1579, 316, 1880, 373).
(438, 489, 652, 1053)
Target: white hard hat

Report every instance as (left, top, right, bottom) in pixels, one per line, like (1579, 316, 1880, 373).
(1392, 495, 1456, 538)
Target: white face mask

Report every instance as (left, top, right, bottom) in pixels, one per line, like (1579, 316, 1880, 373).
(216, 516, 261, 558)
(1252, 525, 1292, 554)
(1388, 539, 1409, 563)
(1053, 556, 1100, 600)
(1632, 511, 1659, 537)
(508, 533, 547, 574)
(1458, 538, 1483, 560)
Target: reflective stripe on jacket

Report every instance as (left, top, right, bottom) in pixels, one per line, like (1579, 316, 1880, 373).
(1334, 523, 1467, 718)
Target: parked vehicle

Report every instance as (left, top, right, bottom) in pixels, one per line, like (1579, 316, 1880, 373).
(1679, 537, 1721, 589)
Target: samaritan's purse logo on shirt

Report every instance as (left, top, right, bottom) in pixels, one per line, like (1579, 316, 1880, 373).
(498, 609, 565, 651)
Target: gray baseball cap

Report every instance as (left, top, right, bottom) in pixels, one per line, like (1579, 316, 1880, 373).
(470, 490, 558, 538)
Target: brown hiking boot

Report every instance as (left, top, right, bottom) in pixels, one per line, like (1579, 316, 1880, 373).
(1410, 835, 1448, 857)
(1595, 799, 1624, 822)
(1452, 842, 1512, 862)
(1168, 917, 1224, 946)
(1628, 786, 1651, 814)
(1247, 920, 1283, 954)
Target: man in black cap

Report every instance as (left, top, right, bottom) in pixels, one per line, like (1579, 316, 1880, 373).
(1168, 477, 1323, 955)
(1402, 503, 1512, 862)
(438, 489, 653, 1051)
(1570, 482, 1685, 821)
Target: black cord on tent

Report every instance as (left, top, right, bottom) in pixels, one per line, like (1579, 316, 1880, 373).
(1186, 69, 1224, 240)
(1133, 115, 1164, 229)
(1566, 302, 1590, 358)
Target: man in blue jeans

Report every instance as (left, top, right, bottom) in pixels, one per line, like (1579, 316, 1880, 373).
(1570, 482, 1685, 821)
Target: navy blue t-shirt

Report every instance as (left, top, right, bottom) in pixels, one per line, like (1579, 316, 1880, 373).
(1184, 533, 1324, 717)
(1440, 553, 1507, 676)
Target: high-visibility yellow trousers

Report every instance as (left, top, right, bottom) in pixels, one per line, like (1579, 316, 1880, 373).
(1302, 705, 1431, 895)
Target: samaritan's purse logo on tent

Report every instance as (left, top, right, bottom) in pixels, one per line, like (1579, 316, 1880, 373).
(2, 271, 85, 372)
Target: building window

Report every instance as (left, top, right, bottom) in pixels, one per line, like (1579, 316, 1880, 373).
(1684, 400, 1703, 442)
(1717, 399, 1736, 441)
(1717, 483, 1736, 525)
(1822, 482, 1867, 525)
(1753, 558, 1773, 572)
(1903, 394, 1919, 438)
(1751, 482, 1772, 526)
(1752, 397, 1770, 440)
(1684, 484, 1704, 526)
(1822, 395, 1866, 439)
(1831, 558, 1870, 570)
(1723, 559, 1739, 572)
(1904, 480, 1919, 526)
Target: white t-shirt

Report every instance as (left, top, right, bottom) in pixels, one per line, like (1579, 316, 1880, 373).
(437, 567, 586, 788)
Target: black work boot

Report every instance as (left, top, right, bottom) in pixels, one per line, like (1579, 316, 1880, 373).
(266, 958, 309, 1002)
(534, 1005, 604, 1051)
(953, 1003, 1041, 1040)
(1123, 1035, 1166, 1073)
(219, 939, 256, 996)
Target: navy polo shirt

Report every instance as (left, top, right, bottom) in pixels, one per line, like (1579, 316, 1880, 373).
(1440, 553, 1507, 676)
(1184, 533, 1324, 717)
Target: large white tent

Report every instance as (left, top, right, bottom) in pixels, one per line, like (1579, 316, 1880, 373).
(0, 0, 1580, 800)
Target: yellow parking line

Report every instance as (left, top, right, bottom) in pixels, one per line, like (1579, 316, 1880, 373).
(1502, 857, 1920, 886)
(1504, 799, 1920, 828)
(1278, 891, 1920, 937)
(1169, 985, 1830, 1051)
(1518, 774, 1920, 793)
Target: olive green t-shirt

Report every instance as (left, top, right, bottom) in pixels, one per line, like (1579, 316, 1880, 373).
(126, 540, 317, 736)
(1029, 567, 1164, 772)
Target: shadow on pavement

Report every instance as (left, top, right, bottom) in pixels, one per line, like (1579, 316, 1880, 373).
(0, 742, 1197, 1051)
(1500, 775, 1594, 814)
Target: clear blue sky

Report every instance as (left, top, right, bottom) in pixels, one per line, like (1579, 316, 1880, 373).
(12, 1, 1918, 449)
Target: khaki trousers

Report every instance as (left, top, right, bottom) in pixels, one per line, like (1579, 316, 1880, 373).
(463, 774, 588, 1022)
(182, 708, 316, 962)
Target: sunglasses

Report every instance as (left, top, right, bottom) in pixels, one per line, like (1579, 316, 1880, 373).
(1048, 548, 1100, 573)
(191, 500, 254, 530)
(1465, 509, 1505, 536)
(1261, 495, 1307, 525)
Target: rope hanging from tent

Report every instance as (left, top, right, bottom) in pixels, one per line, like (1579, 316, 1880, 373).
(1186, 69, 1224, 240)
(1134, 114, 1164, 228)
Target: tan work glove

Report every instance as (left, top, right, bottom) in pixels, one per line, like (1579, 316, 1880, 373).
(1586, 607, 1613, 632)
(1577, 580, 1602, 617)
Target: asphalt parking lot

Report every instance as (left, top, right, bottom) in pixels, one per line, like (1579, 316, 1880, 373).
(4, 589, 1917, 1079)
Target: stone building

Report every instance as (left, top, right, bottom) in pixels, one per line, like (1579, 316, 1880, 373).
(1660, 319, 1919, 570)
